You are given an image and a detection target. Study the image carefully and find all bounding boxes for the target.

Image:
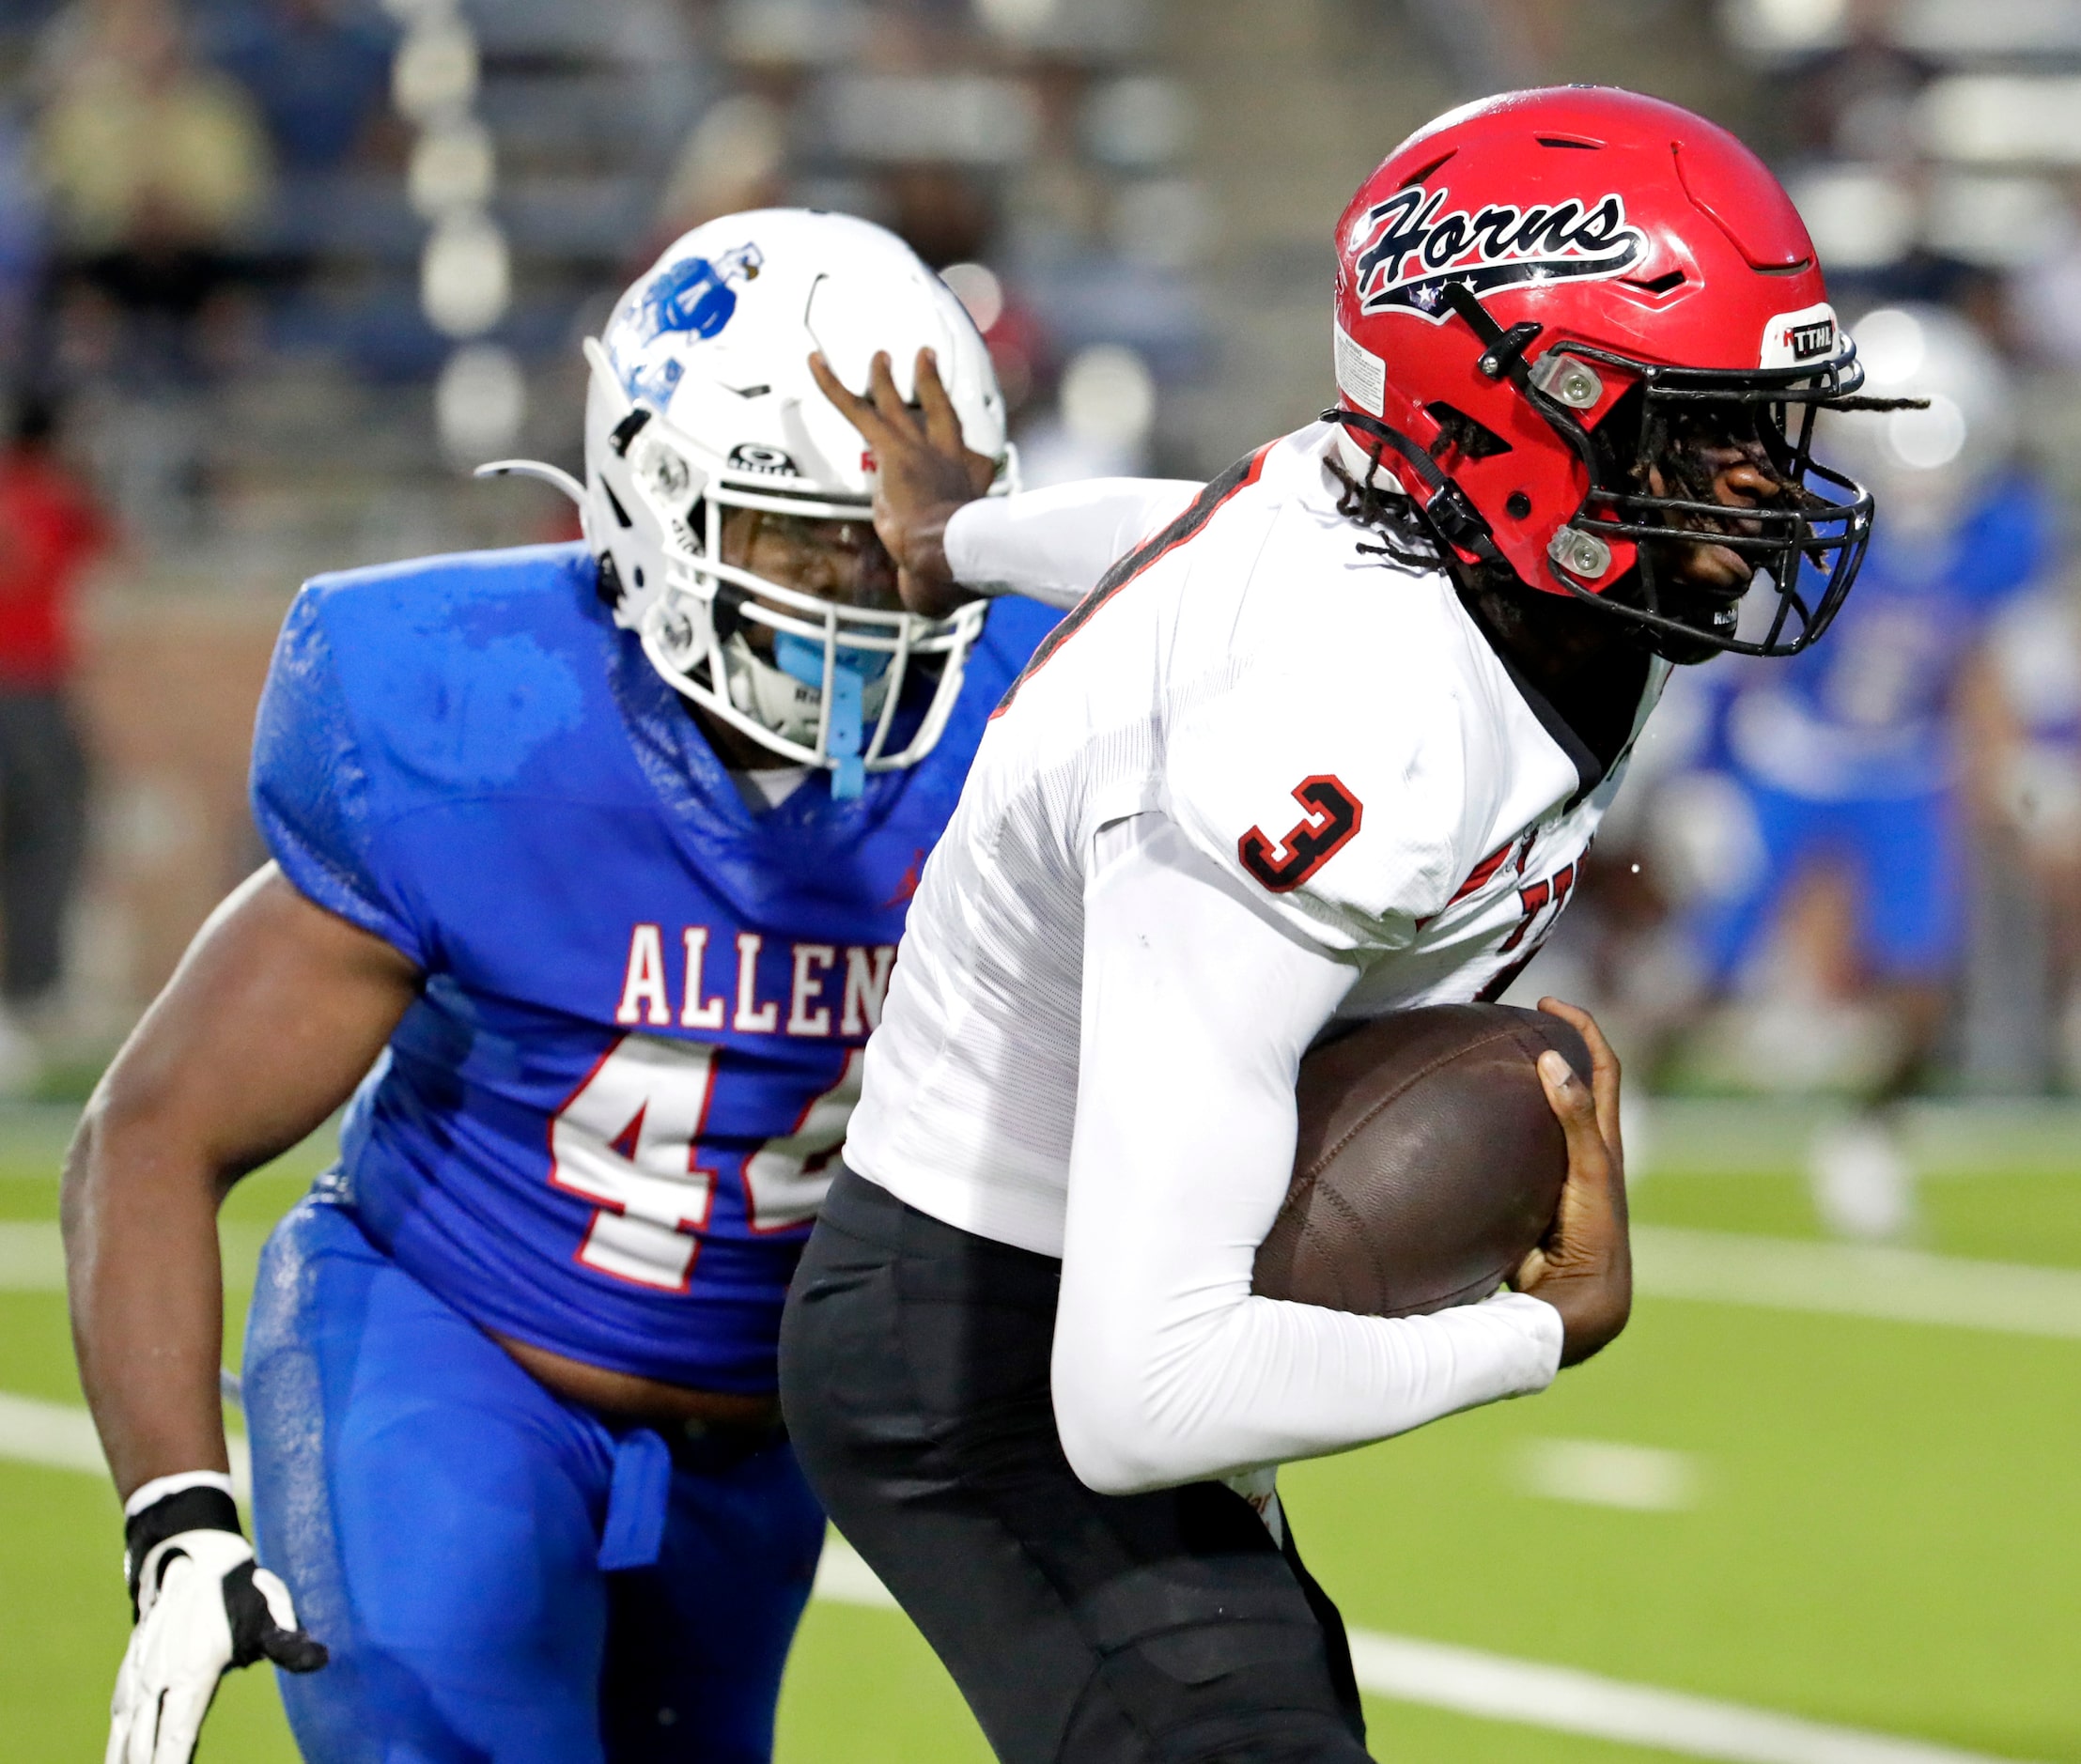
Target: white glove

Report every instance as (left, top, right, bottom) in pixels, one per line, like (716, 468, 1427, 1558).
(108, 1488, 327, 1764)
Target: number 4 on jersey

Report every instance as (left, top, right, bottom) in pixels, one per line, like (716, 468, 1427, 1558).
(549, 1035, 862, 1292)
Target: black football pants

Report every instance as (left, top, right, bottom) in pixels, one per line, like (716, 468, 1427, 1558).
(779, 1168, 1372, 1764)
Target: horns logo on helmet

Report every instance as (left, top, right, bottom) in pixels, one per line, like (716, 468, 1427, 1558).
(1353, 184, 1646, 320)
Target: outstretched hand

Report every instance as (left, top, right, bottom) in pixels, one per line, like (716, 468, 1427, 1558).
(808, 348, 1000, 618)
(1512, 997, 1632, 1368)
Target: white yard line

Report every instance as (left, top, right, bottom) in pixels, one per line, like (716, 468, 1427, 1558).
(0, 1219, 63, 1290)
(1633, 1227, 2081, 1339)
(0, 1391, 250, 1500)
(0, 1400, 2045, 1764)
(1518, 1437, 1700, 1511)
(814, 1539, 2046, 1764)
(1342, 1631, 2044, 1764)
(0, 1389, 106, 1474)
(0, 1220, 269, 1292)
(9, 1220, 2081, 1339)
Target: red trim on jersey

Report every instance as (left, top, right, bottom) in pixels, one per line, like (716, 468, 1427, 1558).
(742, 1046, 865, 1236)
(1448, 838, 1515, 905)
(548, 1034, 722, 1294)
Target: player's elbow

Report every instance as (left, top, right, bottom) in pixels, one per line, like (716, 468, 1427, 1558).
(1050, 1321, 1194, 1496)
(63, 1058, 212, 1230)
(1054, 1387, 1174, 1496)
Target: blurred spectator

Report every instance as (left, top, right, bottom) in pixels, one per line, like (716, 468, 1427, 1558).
(655, 93, 790, 247)
(34, 0, 272, 376)
(2005, 178, 2081, 374)
(0, 395, 104, 1082)
(0, 111, 44, 381)
(1780, 0, 1931, 165)
(884, 164, 994, 271)
(1674, 304, 2051, 1233)
(197, 0, 395, 174)
(940, 258, 1048, 418)
(1970, 575, 2081, 1087)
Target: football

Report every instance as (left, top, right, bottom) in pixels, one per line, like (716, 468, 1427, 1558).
(1252, 1003, 1591, 1317)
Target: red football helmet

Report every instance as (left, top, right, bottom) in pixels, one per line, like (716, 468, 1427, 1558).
(1328, 86, 1871, 658)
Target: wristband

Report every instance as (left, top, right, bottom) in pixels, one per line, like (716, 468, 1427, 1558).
(124, 1480, 243, 1612)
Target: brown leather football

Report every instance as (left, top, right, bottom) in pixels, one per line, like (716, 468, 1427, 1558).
(1252, 1003, 1590, 1318)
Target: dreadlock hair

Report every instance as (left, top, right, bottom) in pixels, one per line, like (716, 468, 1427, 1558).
(1326, 450, 1446, 571)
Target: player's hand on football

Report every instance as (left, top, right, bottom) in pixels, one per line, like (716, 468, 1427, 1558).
(109, 1521, 327, 1764)
(1512, 997, 1632, 1368)
(808, 347, 999, 618)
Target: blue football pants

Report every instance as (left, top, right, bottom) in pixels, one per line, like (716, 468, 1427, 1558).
(241, 1197, 825, 1764)
(1689, 776, 1964, 986)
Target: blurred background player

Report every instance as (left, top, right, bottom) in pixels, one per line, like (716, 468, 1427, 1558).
(61, 209, 1055, 1764)
(1674, 302, 2048, 1238)
(0, 394, 105, 1091)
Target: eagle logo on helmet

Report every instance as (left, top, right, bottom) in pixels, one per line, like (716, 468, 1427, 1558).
(1352, 184, 1646, 320)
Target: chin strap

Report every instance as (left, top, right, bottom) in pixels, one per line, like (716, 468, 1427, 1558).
(718, 632, 891, 799)
(1320, 407, 1505, 567)
(772, 633, 888, 800)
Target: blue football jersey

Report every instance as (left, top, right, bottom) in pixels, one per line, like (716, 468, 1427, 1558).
(251, 541, 1057, 1393)
(1721, 474, 2051, 800)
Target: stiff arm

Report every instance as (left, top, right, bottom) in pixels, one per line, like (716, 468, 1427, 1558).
(944, 478, 1203, 610)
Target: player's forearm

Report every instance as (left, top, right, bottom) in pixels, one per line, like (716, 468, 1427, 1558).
(62, 867, 421, 1499)
(1052, 814, 1561, 1495)
(1054, 1060, 1561, 1490)
(1057, 1275, 1560, 1494)
(945, 478, 1202, 608)
(63, 1101, 237, 1498)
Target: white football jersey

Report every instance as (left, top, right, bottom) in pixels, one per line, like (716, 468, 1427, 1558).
(847, 421, 1666, 1257)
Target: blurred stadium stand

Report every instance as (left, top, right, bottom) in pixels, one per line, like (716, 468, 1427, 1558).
(0, 0, 2077, 1127)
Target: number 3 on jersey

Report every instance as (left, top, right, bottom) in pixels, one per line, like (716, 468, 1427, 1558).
(549, 1035, 862, 1291)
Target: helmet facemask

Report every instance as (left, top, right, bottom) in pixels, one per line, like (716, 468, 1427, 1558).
(1545, 347, 1875, 662)
(621, 413, 986, 798)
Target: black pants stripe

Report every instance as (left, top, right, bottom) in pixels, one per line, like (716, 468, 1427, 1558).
(780, 1168, 1371, 1764)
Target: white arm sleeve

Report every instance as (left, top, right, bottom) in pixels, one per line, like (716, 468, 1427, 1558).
(944, 478, 1204, 609)
(1052, 813, 1564, 1496)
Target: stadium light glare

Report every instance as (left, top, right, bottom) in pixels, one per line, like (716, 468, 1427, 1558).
(421, 213, 510, 339)
(1922, 75, 2081, 165)
(393, 17, 479, 126)
(407, 120, 496, 221)
(1060, 345, 1156, 452)
(1717, 0, 1847, 55)
(436, 343, 529, 470)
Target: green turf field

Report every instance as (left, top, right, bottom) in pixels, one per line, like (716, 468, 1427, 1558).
(4, 1110, 2077, 1762)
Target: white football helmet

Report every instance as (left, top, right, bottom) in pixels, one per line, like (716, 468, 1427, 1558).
(1816, 304, 2015, 541)
(487, 209, 1011, 797)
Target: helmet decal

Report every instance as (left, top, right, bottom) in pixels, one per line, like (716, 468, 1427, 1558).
(606, 241, 765, 402)
(1332, 318, 1387, 415)
(726, 441, 800, 477)
(1759, 303, 1838, 369)
(1351, 184, 1646, 320)
(639, 242, 763, 341)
